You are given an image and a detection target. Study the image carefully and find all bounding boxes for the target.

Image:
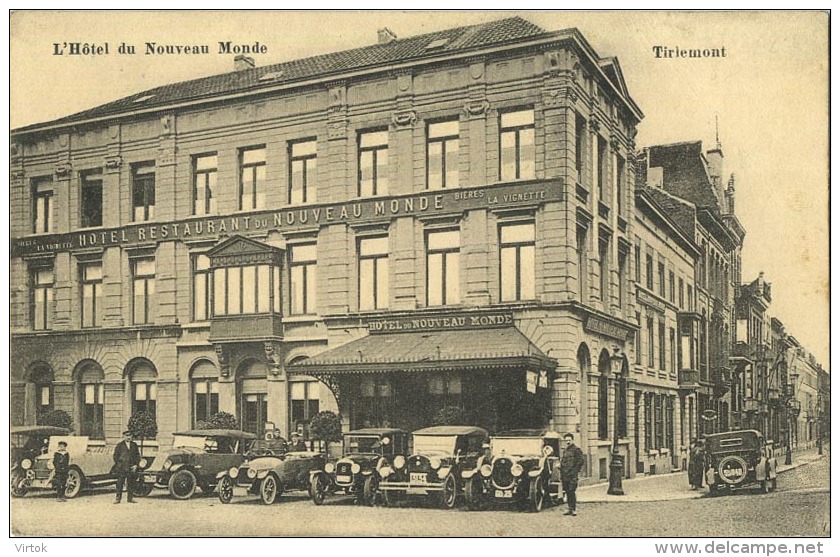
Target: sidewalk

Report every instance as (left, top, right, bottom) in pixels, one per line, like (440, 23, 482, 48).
(577, 448, 826, 503)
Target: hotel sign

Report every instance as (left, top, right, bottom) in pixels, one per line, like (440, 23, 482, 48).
(584, 316, 633, 341)
(11, 180, 560, 257)
(368, 311, 514, 334)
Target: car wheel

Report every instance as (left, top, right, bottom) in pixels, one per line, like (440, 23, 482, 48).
(130, 477, 153, 497)
(529, 476, 546, 512)
(464, 475, 485, 511)
(309, 474, 327, 505)
(168, 469, 197, 500)
(383, 489, 404, 508)
(10, 469, 28, 498)
(218, 475, 234, 504)
(362, 476, 378, 506)
(260, 475, 280, 505)
(64, 467, 84, 499)
(441, 474, 458, 509)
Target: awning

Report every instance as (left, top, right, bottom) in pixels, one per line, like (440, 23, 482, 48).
(289, 327, 556, 375)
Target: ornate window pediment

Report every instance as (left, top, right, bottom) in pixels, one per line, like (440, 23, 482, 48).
(207, 235, 284, 268)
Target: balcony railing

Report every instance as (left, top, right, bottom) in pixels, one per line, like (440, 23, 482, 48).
(678, 369, 699, 390)
(209, 313, 284, 343)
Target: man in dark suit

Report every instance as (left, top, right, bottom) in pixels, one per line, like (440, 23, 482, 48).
(112, 430, 141, 504)
(560, 432, 585, 516)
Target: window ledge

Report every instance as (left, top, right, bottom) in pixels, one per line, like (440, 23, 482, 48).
(283, 315, 321, 324)
(182, 322, 211, 330)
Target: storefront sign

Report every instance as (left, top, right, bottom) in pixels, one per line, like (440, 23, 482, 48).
(11, 180, 560, 257)
(368, 311, 514, 333)
(584, 316, 632, 341)
(636, 288, 668, 314)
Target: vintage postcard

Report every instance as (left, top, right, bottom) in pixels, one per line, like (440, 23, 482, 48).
(8, 10, 829, 541)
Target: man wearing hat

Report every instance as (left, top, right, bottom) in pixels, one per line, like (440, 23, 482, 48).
(52, 440, 70, 502)
(290, 432, 307, 452)
(112, 430, 141, 504)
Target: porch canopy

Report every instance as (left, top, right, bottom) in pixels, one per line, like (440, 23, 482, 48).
(290, 327, 556, 374)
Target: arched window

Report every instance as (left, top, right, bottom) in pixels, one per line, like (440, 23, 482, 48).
(191, 359, 219, 427)
(127, 359, 157, 436)
(598, 350, 610, 440)
(29, 364, 54, 421)
(77, 361, 105, 439)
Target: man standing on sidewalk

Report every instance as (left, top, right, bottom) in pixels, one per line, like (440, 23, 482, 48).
(112, 430, 141, 504)
(561, 432, 585, 516)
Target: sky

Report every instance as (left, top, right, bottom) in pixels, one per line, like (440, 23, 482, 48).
(8, 10, 829, 368)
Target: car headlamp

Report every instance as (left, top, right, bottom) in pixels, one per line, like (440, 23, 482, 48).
(379, 466, 393, 478)
(139, 458, 148, 469)
(247, 467, 257, 479)
(351, 463, 361, 474)
(21, 459, 32, 470)
(511, 464, 524, 477)
(393, 455, 406, 469)
(47, 460, 55, 470)
(381, 437, 390, 445)
(430, 457, 441, 470)
(229, 467, 239, 479)
(437, 467, 451, 479)
(163, 459, 173, 470)
(480, 464, 492, 477)
(325, 462, 335, 474)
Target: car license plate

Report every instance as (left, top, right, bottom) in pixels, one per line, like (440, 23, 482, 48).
(144, 476, 156, 484)
(336, 475, 351, 483)
(495, 489, 513, 498)
(410, 472, 428, 484)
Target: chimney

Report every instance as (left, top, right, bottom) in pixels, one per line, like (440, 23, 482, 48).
(378, 27, 398, 45)
(234, 55, 255, 71)
(706, 146, 724, 206)
(725, 173, 736, 215)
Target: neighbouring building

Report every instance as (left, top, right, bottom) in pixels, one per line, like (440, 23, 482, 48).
(11, 16, 649, 482)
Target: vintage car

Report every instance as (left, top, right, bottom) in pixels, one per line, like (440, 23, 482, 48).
(704, 429, 778, 494)
(378, 425, 488, 509)
(11, 426, 70, 497)
(217, 449, 326, 505)
(14, 435, 155, 498)
(465, 429, 562, 512)
(309, 428, 409, 505)
(141, 429, 256, 500)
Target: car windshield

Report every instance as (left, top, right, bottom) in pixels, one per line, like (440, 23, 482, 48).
(492, 438, 543, 456)
(172, 435, 210, 449)
(413, 435, 457, 456)
(345, 436, 381, 454)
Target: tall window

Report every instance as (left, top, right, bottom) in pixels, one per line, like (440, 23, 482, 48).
(291, 381, 321, 430)
(658, 262, 666, 297)
(658, 320, 666, 371)
(194, 379, 219, 426)
(129, 361, 157, 437)
(81, 262, 103, 328)
(597, 136, 607, 202)
(427, 230, 460, 306)
(358, 130, 388, 197)
(500, 109, 535, 181)
(131, 163, 156, 222)
(644, 392, 653, 449)
(598, 236, 610, 301)
(647, 317, 655, 368)
(500, 222, 535, 302)
(239, 146, 266, 210)
(79, 363, 104, 440)
(669, 271, 676, 303)
(687, 285, 693, 311)
(616, 155, 626, 214)
(290, 243, 317, 315)
(679, 277, 685, 308)
(634, 243, 641, 283)
(427, 373, 462, 419)
(33, 370, 53, 419)
(359, 236, 389, 310)
(635, 312, 642, 365)
(192, 254, 211, 321)
(132, 258, 156, 325)
(427, 120, 460, 189)
(617, 250, 627, 309)
(645, 253, 654, 290)
(655, 394, 665, 449)
(670, 327, 677, 373)
(32, 177, 53, 233)
(193, 154, 218, 216)
(31, 267, 54, 330)
(213, 265, 277, 315)
(290, 140, 317, 204)
(80, 169, 103, 228)
(598, 353, 610, 440)
(574, 113, 586, 180)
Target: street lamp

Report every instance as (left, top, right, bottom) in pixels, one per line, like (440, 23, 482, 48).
(607, 348, 625, 496)
(785, 372, 799, 466)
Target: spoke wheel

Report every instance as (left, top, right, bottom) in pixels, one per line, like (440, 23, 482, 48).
(464, 475, 485, 511)
(362, 476, 378, 506)
(529, 476, 545, 512)
(10, 469, 28, 498)
(130, 476, 153, 497)
(260, 475, 280, 505)
(218, 475, 234, 504)
(309, 474, 327, 506)
(64, 468, 84, 499)
(168, 469, 197, 500)
(441, 474, 458, 509)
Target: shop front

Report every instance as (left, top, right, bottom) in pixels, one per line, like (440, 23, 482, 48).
(290, 311, 556, 434)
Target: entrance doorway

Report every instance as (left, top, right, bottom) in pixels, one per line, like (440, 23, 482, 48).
(237, 359, 268, 438)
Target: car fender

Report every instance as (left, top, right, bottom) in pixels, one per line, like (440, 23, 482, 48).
(256, 470, 271, 480)
(309, 469, 326, 481)
(462, 469, 477, 479)
(169, 463, 185, 472)
(215, 471, 228, 481)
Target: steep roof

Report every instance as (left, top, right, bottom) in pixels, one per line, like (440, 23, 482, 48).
(646, 141, 721, 210)
(14, 17, 547, 134)
(641, 185, 698, 244)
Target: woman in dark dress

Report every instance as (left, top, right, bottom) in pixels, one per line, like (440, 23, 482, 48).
(688, 438, 706, 489)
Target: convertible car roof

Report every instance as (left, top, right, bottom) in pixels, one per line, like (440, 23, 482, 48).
(412, 426, 488, 437)
(173, 429, 257, 439)
(346, 428, 408, 436)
